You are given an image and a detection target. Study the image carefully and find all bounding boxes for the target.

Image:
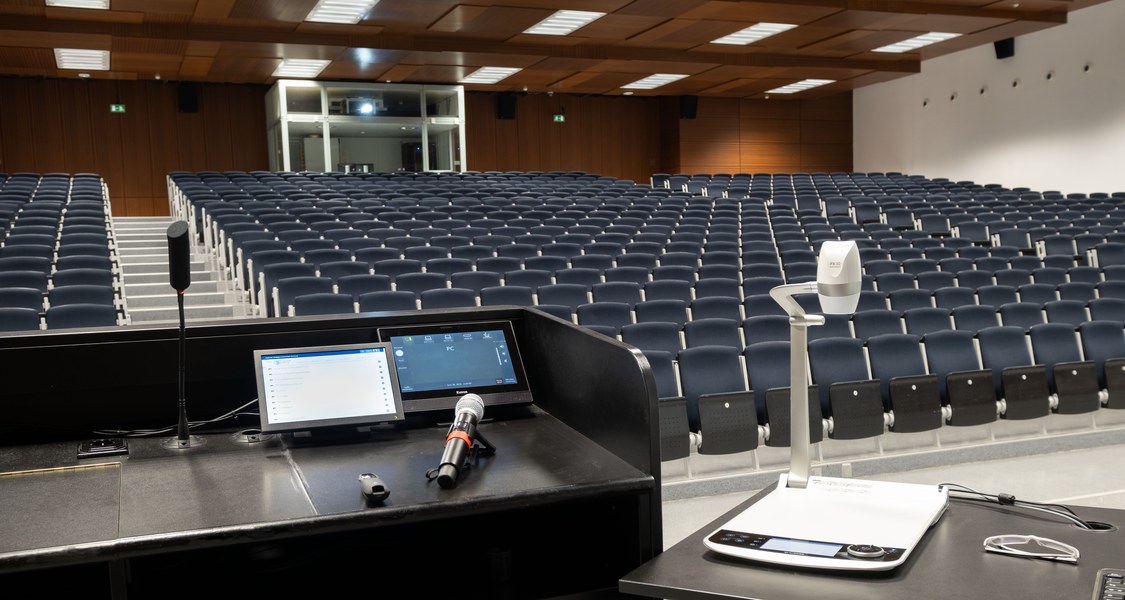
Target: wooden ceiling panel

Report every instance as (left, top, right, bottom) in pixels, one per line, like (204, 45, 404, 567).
(0, 0, 1107, 99)
(682, 1, 843, 23)
(228, 0, 320, 23)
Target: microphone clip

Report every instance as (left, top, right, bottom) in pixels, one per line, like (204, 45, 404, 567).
(425, 430, 497, 485)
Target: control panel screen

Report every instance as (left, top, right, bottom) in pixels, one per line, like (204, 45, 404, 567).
(760, 538, 843, 557)
(254, 342, 404, 433)
(377, 320, 532, 413)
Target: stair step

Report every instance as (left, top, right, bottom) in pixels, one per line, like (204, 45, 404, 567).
(126, 304, 242, 322)
(123, 271, 216, 284)
(121, 260, 207, 274)
(123, 291, 231, 308)
(124, 281, 222, 295)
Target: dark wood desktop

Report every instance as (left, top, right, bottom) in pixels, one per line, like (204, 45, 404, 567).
(620, 482, 1125, 600)
(0, 307, 662, 600)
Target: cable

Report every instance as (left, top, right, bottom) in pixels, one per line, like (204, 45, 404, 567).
(940, 482, 1095, 530)
(91, 399, 259, 438)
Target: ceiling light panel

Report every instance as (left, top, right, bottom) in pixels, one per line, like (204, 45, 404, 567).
(54, 48, 109, 70)
(272, 59, 331, 78)
(711, 22, 797, 45)
(45, 0, 109, 8)
(523, 10, 606, 36)
(621, 73, 689, 90)
(305, 0, 379, 24)
(872, 32, 961, 53)
(459, 67, 522, 85)
(766, 78, 835, 94)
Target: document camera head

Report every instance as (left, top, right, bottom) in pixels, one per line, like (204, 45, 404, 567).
(816, 240, 861, 315)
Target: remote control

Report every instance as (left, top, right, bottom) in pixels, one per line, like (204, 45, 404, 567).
(1093, 568, 1125, 600)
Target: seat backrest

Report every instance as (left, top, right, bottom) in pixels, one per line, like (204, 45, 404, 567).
(903, 307, 953, 336)
(1088, 297, 1125, 323)
(575, 302, 633, 331)
(634, 298, 689, 326)
(808, 337, 871, 413)
(45, 303, 118, 329)
(0, 306, 42, 332)
(479, 285, 535, 307)
(922, 329, 983, 401)
(743, 340, 792, 421)
(683, 317, 743, 350)
(621, 321, 684, 356)
(357, 290, 418, 312)
(866, 333, 927, 404)
(335, 274, 392, 298)
(852, 309, 904, 339)
(1043, 299, 1089, 327)
(536, 283, 590, 309)
(292, 292, 356, 316)
(420, 287, 478, 309)
(1078, 320, 1125, 387)
(977, 284, 1019, 307)
(976, 325, 1034, 396)
(1028, 322, 1084, 391)
(677, 345, 746, 431)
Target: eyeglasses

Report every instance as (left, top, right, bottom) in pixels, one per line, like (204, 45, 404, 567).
(983, 534, 1080, 564)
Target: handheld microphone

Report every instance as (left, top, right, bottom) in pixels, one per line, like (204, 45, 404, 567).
(436, 394, 485, 489)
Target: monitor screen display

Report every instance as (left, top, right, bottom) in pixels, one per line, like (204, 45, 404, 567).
(376, 320, 533, 413)
(254, 342, 405, 433)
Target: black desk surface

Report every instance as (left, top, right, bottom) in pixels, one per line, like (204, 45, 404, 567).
(621, 483, 1125, 600)
(0, 405, 652, 573)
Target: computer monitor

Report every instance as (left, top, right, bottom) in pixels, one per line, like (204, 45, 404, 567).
(376, 320, 533, 413)
(253, 342, 405, 434)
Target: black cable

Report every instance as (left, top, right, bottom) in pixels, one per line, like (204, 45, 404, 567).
(940, 482, 1095, 530)
(92, 399, 259, 438)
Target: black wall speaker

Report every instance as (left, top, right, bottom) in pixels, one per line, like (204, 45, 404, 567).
(994, 37, 1015, 60)
(177, 83, 199, 113)
(679, 95, 698, 119)
(496, 93, 517, 120)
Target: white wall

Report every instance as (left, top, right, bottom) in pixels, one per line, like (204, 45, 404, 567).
(854, 0, 1125, 195)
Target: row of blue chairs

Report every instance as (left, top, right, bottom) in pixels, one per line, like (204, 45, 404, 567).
(651, 320, 1125, 459)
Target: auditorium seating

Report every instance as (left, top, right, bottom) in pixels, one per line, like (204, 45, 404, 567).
(159, 169, 1125, 468)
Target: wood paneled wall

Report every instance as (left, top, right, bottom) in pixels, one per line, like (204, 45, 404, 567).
(0, 80, 852, 217)
(0, 77, 268, 216)
(465, 92, 663, 185)
(671, 95, 853, 175)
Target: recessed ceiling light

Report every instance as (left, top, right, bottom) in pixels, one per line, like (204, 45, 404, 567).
(711, 22, 797, 45)
(621, 73, 689, 90)
(765, 78, 835, 94)
(873, 32, 961, 53)
(77, 72, 90, 78)
(459, 67, 522, 85)
(304, 0, 379, 24)
(523, 10, 606, 36)
(45, 0, 109, 9)
(272, 59, 331, 78)
(54, 48, 109, 70)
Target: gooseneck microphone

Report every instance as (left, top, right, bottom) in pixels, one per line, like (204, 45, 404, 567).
(436, 394, 486, 489)
(166, 221, 195, 449)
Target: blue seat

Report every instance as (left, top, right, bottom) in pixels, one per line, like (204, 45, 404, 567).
(317, 260, 370, 282)
(479, 285, 535, 307)
(743, 340, 823, 446)
(888, 288, 933, 312)
(357, 290, 418, 312)
(742, 276, 785, 298)
(503, 269, 553, 289)
(997, 302, 1045, 329)
(677, 345, 747, 432)
(875, 272, 916, 293)
(1043, 300, 1089, 327)
(1029, 322, 1100, 414)
(353, 247, 403, 267)
(292, 292, 356, 316)
(1057, 281, 1096, 303)
(425, 257, 476, 277)
(0, 255, 53, 275)
(603, 266, 652, 285)
(807, 337, 885, 439)
(592, 281, 643, 306)
(977, 284, 1019, 307)
(851, 309, 904, 339)
(536, 283, 590, 310)
(420, 287, 478, 309)
(44, 303, 118, 329)
(335, 274, 392, 299)
(554, 267, 603, 287)
(621, 321, 683, 356)
(866, 333, 943, 431)
(1078, 320, 1125, 407)
(1088, 297, 1125, 323)
(635, 299, 690, 327)
(576, 302, 633, 332)
(922, 329, 997, 425)
(683, 318, 742, 350)
(690, 296, 743, 322)
(258, 260, 316, 317)
(741, 314, 791, 347)
(644, 279, 693, 303)
(394, 271, 449, 295)
(903, 307, 953, 336)
(0, 306, 42, 331)
(274, 276, 336, 316)
(1016, 283, 1058, 305)
(976, 326, 1050, 420)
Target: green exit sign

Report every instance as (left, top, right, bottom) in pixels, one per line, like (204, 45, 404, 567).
(110, 104, 126, 113)
(552, 113, 565, 123)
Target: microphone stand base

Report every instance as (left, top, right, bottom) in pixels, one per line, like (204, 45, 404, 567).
(161, 435, 207, 450)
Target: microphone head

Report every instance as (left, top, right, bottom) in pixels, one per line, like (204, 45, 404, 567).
(455, 393, 485, 421)
(166, 220, 192, 292)
(816, 240, 861, 314)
